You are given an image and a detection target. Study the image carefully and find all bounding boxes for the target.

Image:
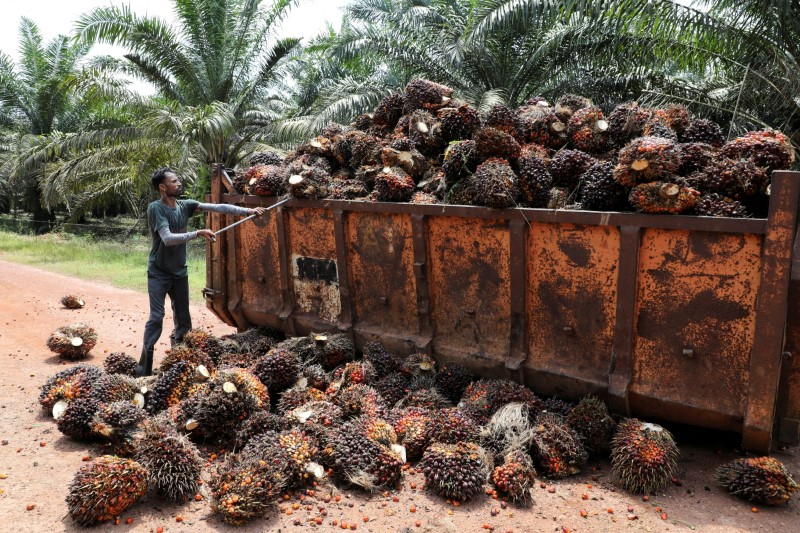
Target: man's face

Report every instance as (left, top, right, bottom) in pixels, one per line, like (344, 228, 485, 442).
(160, 173, 183, 197)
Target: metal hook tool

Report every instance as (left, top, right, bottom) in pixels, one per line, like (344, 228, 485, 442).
(212, 196, 291, 237)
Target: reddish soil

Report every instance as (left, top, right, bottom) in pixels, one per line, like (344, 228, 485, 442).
(0, 259, 798, 533)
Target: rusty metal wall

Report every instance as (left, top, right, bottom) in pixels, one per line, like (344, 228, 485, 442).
(205, 168, 800, 451)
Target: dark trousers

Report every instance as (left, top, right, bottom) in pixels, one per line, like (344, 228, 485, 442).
(137, 273, 192, 376)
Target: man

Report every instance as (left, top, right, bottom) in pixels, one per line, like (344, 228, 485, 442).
(137, 167, 266, 377)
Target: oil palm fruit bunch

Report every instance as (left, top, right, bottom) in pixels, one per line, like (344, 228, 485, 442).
(408, 109, 445, 156)
(472, 158, 520, 209)
(134, 416, 202, 502)
(39, 364, 103, 415)
(531, 412, 588, 479)
(359, 341, 398, 376)
(697, 158, 768, 200)
(103, 352, 137, 376)
(252, 348, 300, 395)
(339, 360, 378, 387)
(721, 130, 795, 173)
(481, 105, 519, 137)
(677, 142, 716, 175)
(614, 137, 682, 187)
(420, 441, 491, 501)
(396, 387, 452, 410)
(549, 149, 597, 190)
(66, 456, 148, 526)
(46, 323, 98, 359)
(516, 104, 567, 149)
(318, 333, 355, 369)
(654, 104, 691, 137)
(691, 193, 749, 218)
(442, 140, 479, 186)
(287, 400, 343, 428)
(611, 418, 679, 494)
(400, 353, 437, 377)
(492, 449, 537, 506)
(277, 387, 327, 415)
(424, 407, 480, 445)
(567, 107, 610, 152)
(375, 166, 415, 202)
(91, 400, 146, 455)
(245, 164, 286, 196)
(60, 294, 85, 309)
(642, 119, 678, 141)
(516, 155, 554, 207)
(433, 363, 475, 404)
(446, 177, 478, 205)
(352, 415, 398, 447)
(246, 428, 319, 488)
(579, 161, 629, 211)
(233, 410, 291, 449)
(566, 395, 616, 455)
(474, 127, 522, 161)
(333, 383, 387, 420)
(555, 94, 592, 122)
(439, 103, 481, 141)
(373, 373, 412, 407)
(298, 363, 330, 391)
(160, 344, 216, 374)
(680, 118, 725, 147)
(404, 78, 453, 112)
(391, 407, 432, 461)
(629, 182, 700, 214)
(462, 379, 542, 423)
(146, 361, 197, 414)
(541, 396, 574, 418)
(250, 149, 284, 167)
(381, 145, 428, 180)
(329, 178, 370, 200)
(90, 373, 142, 406)
(373, 92, 406, 132)
(322, 425, 404, 490)
(607, 102, 650, 145)
(289, 166, 332, 199)
(715, 456, 798, 505)
(57, 396, 102, 440)
(210, 453, 286, 525)
(480, 403, 534, 462)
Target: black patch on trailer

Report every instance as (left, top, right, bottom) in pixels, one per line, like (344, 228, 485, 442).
(296, 257, 338, 285)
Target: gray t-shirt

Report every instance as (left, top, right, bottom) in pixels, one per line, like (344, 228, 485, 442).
(147, 199, 199, 278)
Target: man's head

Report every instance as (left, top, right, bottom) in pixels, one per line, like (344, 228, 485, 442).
(151, 167, 181, 197)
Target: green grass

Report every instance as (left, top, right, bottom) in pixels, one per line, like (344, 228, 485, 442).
(0, 230, 208, 304)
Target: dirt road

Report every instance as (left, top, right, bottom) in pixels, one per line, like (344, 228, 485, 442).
(0, 260, 797, 532)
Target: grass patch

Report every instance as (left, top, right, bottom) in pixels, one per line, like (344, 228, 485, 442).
(0, 230, 207, 304)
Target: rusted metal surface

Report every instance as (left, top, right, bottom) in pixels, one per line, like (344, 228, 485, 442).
(427, 216, 511, 373)
(207, 167, 800, 451)
(526, 223, 620, 398)
(631, 229, 762, 430)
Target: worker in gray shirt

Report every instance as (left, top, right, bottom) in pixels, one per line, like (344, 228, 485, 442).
(137, 167, 266, 376)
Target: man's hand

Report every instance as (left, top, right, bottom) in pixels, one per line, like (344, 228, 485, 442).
(250, 207, 267, 217)
(196, 229, 217, 242)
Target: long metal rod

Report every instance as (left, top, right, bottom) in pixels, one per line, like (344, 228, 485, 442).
(212, 197, 291, 236)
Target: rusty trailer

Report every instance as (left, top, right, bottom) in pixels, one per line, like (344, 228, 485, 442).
(204, 166, 800, 452)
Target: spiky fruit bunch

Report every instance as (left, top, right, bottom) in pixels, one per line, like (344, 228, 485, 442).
(277, 387, 327, 415)
(291, 166, 332, 199)
(362, 341, 401, 377)
(252, 348, 300, 394)
(516, 155, 554, 207)
(177, 375, 263, 440)
(614, 137, 682, 187)
(245, 428, 319, 488)
(439, 104, 481, 141)
(146, 361, 197, 414)
(482, 105, 518, 136)
(275, 335, 323, 366)
(407, 109, 445, 156)
(60, 294, 85, 309)
(607, 102, 650, 144)
(410, 191, 439, 204)
(233, 410, 291, 449)
(405, 78, 453, 111)
(339, 360, 378, 387)
(161, 344, 216, 374)
(516, 106, 567, 148)
(691, 193, 749, 218)
(286, 151, 333, 175)
(492, 450, 537, 506)
(654, 104, 691, 136)
(716, 456, 798, 505)
(629, 182, 700, 214)
(680, 118, 725, 147)
(531, 412, 588, 479)
(702, 158, 768, 199)
(351, 415, 398, 447)
(567, 107, 610, 152)
(250, 150, 284, 167)
(401, 353, 437, 376)
(333, 384, 386, 420)
(541, 397, 574, 418)
(420, 441, 490, 501)
(578, 161, 628, 211)
(39, 364, 103, 413)
(434, 364, 476, 404)
(47, 323, 98, 359)
(103, 352, 137, 377)
(721, 130, 796, 172)
(566, 396, 616, 455)
(443, 140, 480, 186)
(391, 407, 432, 461)
(374, 166, 415, 202)
(424, 408, 480, 445)
(301, 136, 334, 158)
(317, 333, 355, 369)
(480, 403, 533, 461)
(445, 178, 478, 205)
(58, 397, 101, 440)
(287, 400, 343, 427)
(678, 142, 716, 175)
(210, 454, 285, 525)
(611, 418, 679, 494)
(472, 158, 520, 209)
(66, 456, 148, 526)
(373, 93, 406, 131)
(329, 178, 370, 199)
(220, 327, 283, 356)
(381, 146, 428, 179)
(91, 401, 146, 440)
(642, 119, 677, 141)
(245, 164, 286, 196)
(322, 426, 403, 490)
(353, 113, 373, 130)
(90, 373, 141, 404)
(134, 417, 202, 502)
(461, 379, 542, 423)
(549, 149, 597, 189)
(474, 127, 522, 161)
(396, 387, 452, 411)
(299, 364, 330, 391)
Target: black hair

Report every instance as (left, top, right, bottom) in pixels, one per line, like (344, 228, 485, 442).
(151, 167, 176, 190)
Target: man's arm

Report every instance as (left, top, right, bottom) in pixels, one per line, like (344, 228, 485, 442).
(158, 226, 215, 245)
(197, 203, 264, 217)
